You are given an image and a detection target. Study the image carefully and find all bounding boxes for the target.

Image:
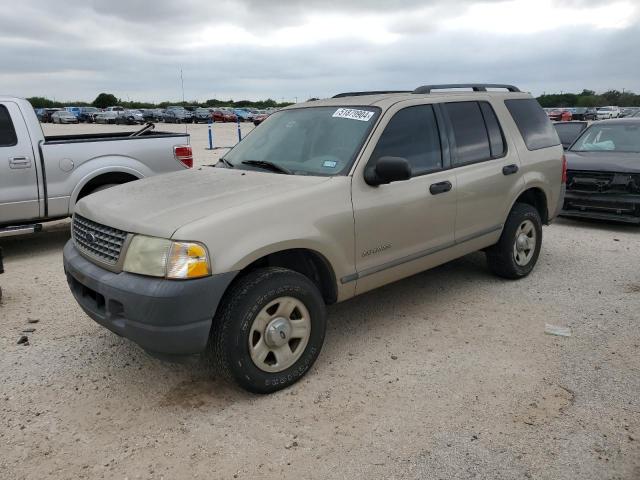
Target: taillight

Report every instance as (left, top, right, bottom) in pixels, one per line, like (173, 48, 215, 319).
(174, 145, 193, 168)
(561, 154, 567, 184)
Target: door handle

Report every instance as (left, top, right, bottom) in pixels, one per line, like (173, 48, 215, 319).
(429, 181, 452, 195)
(9, 156, 31, 169)
(502, 164, 519, 175)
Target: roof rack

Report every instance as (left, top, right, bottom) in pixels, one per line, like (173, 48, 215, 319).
(332, 90, 411, 98)
(413, 84, 520, 94)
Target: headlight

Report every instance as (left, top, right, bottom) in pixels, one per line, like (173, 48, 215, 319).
(123, 235, 211, 279)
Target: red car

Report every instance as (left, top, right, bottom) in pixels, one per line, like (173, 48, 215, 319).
(210, 110, 238, 123)
(252, 113, 270, 126)
(547, 109, 572, 122)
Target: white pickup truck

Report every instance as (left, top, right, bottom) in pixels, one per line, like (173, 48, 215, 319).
(0, 96, 193, 237)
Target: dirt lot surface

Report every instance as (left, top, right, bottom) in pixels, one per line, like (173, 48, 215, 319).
(1, 123, 639, 479)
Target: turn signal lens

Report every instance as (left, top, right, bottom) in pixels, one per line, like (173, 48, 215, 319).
(561, 154, 567, 184)
(167, 242, 211, 279)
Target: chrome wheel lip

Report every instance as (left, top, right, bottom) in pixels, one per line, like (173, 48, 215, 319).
(513, 219, 536, 266)
(248, 296, 311, 373)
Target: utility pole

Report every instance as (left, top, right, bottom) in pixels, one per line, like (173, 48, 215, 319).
(180, 69, 185, 104)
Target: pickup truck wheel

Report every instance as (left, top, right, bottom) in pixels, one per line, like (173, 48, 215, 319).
(486, 203, 542, 279)
(209, 267, 326, 394)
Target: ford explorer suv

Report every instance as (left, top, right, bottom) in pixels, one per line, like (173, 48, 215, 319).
(63, 84, 565, 393)
(0, 96, 192, 237)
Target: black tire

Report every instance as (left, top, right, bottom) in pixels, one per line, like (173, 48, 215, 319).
(486, 203, 542, 279)
(209, 267, 326, 394)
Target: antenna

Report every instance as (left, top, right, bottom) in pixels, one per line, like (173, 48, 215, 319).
(180, 68, 187, 135)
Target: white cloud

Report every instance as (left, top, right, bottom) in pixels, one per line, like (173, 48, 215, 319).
(446, 0, 637, 34)
(0, 0, 638, 101)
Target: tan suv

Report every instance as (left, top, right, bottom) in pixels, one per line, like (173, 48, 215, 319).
(63, 84, 565, 393)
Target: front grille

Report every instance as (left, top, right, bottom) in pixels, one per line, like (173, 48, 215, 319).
(566, 170, 615, 193)
(72, 215, 127, 265)
(567, 170, 640, 194)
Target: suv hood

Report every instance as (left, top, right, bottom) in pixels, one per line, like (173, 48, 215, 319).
(75, 168, 330, 238)
(566, 151, 640, 173)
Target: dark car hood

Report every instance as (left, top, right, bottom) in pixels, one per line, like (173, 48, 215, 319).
(566, 151, 640, 173)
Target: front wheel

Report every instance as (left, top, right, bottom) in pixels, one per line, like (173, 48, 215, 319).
(486, 203, 542, 279)
(209, 267, 327, 394)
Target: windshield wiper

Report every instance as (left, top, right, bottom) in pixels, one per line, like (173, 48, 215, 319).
(217, 157, 234, 168)
(241, 160, 292, 175)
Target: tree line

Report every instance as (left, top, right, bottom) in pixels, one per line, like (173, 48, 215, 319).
(27, 92, 294, 110)
(26, 88, 640, 110)
(536, 89, 640, 108)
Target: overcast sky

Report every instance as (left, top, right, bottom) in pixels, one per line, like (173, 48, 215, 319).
(1, 0, 638, 102)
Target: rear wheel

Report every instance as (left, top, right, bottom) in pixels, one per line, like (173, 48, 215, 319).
(486, 203, 542, 279)
(209, 267, 326, 393)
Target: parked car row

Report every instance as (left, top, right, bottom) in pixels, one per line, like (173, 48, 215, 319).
(35, 105, 276, 125)
(544, 105, 635, 122)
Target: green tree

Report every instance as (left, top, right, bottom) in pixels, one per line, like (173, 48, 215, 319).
(576, 95, 604, 107)
(92, 93, 119, 109)
(602, 90, 622, 105)
(27, 96, 58, 108)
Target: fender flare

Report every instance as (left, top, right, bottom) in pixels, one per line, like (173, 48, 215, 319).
(69, 165, 144, 206)
(505, 183, 551, 225)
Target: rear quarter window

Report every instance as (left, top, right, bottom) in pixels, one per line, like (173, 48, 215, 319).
(505, 98, 560, 151)
(0, 105, 18, 147)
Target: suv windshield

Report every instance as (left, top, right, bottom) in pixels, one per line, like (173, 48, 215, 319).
(223, 106, 380, 176)
(571, 123, 640, 153)
(554, 122, 586, 146)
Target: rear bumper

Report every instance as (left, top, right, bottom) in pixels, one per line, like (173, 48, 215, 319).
(63, 241, 237, 355)
(561, 191, 640, 224)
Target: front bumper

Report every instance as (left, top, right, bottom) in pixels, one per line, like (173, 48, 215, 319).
(63, 240, 237, 355)
(561, 191, 640, 224)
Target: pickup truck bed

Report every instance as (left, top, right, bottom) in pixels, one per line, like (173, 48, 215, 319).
(0, 96, 192, 230)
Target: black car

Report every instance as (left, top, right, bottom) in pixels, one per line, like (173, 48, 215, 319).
(40, 108, 63, 123)
(140, 109, 163, 122)
(193, 107, 212, 123)
(78, 107, 100, 123)
(562, 118, 640, 224)
(553, 121, 588, 150)
(571, 107, 598, 121)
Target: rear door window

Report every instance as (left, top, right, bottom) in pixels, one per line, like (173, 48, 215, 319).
(505, 98, 560, 150)
(443, 102, 492, 165)
(371, 105, 442, 176)
(0, 105, 18, 146)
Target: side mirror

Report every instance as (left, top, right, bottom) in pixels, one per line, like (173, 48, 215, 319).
(364, 156, 412, 186)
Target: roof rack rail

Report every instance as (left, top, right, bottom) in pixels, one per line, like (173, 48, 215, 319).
(413, 84, 520, 94)
(332, 90, 411, 98)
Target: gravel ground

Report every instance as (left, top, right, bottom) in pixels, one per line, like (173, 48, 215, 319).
(1, 123, 639, 479)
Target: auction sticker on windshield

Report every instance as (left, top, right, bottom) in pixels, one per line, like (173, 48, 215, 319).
(332, 108, 375, 122)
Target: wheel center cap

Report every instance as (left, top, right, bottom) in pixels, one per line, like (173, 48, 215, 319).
(264, 317, 292, 348)
(516, 234, 529, 252)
